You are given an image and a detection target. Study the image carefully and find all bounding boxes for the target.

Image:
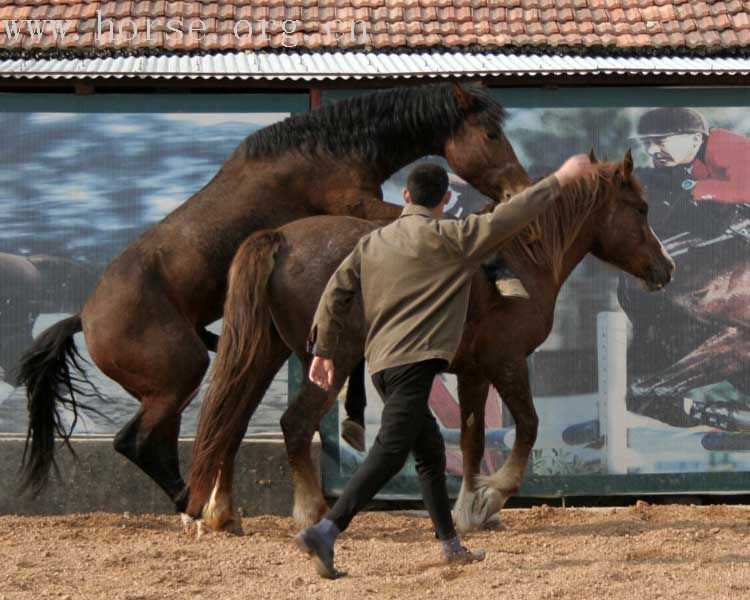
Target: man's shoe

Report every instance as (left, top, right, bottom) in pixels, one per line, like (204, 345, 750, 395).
(443, 544, 486, 564)
(294, 527, 342, 579)
(495, 278, 530, 299)
(341, 418, 366, 452)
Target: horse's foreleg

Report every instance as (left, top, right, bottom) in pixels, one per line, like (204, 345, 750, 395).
(453, 372, 498, 532)
(475, 357, 536, 517)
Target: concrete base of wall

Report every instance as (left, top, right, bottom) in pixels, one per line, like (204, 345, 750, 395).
(0, 434, 318, 516)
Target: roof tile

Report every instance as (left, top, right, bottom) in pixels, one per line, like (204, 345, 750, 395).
(559, 20, 579, 34)
(692, 3, 710, 19)
(696, 16, 715, 31)
(591, 8, 608, 22)
(734, 12, 750, 29)
(507, 7, 523, 22)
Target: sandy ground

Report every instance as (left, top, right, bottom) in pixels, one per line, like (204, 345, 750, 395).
(2, 504, 750, 600)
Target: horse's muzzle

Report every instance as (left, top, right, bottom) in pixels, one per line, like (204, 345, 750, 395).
(643, 255, 675, 291)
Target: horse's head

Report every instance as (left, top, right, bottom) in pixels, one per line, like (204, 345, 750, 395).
(443, 83, 531, 202)
(592, 150, 675, 291)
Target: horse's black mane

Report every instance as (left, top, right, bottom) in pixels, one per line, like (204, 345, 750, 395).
(244, 83, 506, 164)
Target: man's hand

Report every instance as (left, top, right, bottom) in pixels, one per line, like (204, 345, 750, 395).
(554, 154, 594, 187)
(309, 356, 335, 391)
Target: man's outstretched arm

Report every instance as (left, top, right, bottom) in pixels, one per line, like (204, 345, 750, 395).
(308, 242, 363, 390)
(442, 154, 593, 261)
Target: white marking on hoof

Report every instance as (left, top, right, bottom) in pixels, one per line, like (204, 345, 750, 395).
(203, 473, 235, 533)
(453, 481, 504, 532)
(293, 497, 327, 528)
(196, 519, 208, 539)
(180, 513, 196, 535)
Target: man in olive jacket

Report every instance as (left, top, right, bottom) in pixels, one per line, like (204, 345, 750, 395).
(297, 155, 593, 579)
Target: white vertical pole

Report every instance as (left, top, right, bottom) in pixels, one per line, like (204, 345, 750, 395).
(597, 311, 629, 474)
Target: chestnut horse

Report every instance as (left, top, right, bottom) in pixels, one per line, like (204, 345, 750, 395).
(186, 151, 674, 533)
(18, 83, 529, 511)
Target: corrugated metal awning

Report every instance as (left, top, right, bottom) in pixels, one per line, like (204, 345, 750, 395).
(1, 51, 750, 80)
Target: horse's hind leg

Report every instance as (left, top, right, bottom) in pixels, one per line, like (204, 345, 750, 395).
(91, 318, 210, 514)
(200, 328, 290, 534)
(452, 371, 499, 533)
(281, 355, 357, 527)
(112, 347, 207, 513)
(281, 379, 335, 527)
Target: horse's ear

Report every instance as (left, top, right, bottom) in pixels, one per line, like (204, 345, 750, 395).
(588, 147, 598, 164)
(451, 81, 474, 112)
(623, 147, 634, 177)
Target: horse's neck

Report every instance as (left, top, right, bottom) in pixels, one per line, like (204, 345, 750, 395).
(556, 226, 598, 294)
(525, 197, 600, 306)
(369, 140, 446, 183)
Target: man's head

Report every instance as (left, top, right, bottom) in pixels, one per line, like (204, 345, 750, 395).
(635, 107, 708, 168)
(403, 163, 452, 215)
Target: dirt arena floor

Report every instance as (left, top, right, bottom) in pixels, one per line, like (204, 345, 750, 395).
(2, 504, 750, 600)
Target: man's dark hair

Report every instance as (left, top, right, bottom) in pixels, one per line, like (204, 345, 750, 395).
(406, 163, 450, 208)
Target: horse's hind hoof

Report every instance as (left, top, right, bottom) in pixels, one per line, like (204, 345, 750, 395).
(223, 515, 244, 536)
(180, 513, 197, 535)
(482, 513, 505, 531)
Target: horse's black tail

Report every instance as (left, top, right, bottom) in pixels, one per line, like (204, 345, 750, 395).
(18, 314, 106, 496)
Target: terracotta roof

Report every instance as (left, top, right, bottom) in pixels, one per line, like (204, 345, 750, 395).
(0, 0, 749, 56)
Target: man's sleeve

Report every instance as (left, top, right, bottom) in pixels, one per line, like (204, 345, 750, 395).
(440, 174, 561, 261)
(692, 130, 750, 204)
(308, 242, 363, 359)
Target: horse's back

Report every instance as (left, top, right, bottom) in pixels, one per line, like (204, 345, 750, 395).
(268, 216, 377, 355)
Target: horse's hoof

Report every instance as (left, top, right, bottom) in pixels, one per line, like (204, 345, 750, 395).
(482, 513, 505, 531)
(195, 520, 207, 539)
(223, 515, 244, 536)
(180, 513, 197, 535)
(454, 486, 504, 532)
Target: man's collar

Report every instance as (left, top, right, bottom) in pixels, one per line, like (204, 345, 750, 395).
(400, 204, 436, 218)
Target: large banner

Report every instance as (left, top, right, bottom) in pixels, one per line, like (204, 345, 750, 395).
(0, 94, 306, 437)
(320, 88, 750, 497)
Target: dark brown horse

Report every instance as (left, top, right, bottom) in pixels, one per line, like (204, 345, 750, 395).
(18, 83, 530, 511)
(186, 152, 674, 533)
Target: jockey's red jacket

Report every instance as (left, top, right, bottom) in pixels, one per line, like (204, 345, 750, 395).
(691, 129, 750, 204)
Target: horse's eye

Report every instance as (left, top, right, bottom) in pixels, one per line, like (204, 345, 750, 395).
(638, 205, 649, 216)
(486, 131, 498, 140)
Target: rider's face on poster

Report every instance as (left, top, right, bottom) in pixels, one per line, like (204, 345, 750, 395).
(641, 133, 704, 167)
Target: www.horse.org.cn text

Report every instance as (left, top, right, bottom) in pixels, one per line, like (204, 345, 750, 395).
(1, 12, 369, 48)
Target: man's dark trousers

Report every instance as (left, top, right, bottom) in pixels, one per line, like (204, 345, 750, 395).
(326, 358, 456, 540)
